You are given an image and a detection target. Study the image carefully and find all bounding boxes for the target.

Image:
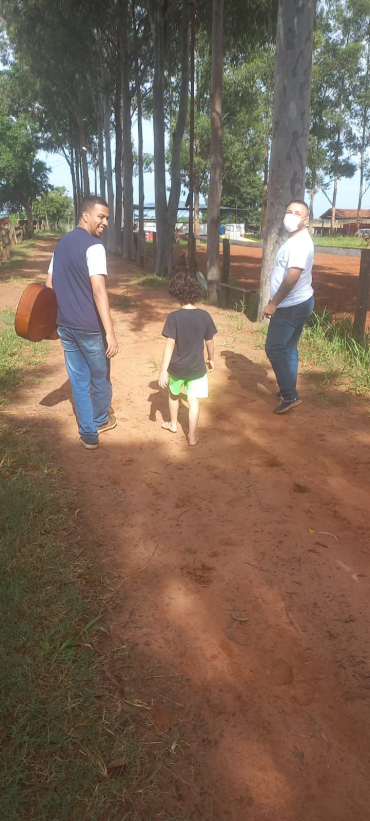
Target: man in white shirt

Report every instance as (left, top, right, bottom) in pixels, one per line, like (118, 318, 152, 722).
(262, 200, 314, 415)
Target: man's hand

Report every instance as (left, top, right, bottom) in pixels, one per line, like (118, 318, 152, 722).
(158, 370, 169, 389)
(206, 359, 215, 372)
(105, 333, 118, 358)
(262, 301, 277, 319)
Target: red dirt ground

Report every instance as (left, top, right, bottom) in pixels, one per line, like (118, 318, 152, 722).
(2, 239, 370, 821)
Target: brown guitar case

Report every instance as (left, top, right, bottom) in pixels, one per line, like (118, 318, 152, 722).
(15, 283, 58, 342)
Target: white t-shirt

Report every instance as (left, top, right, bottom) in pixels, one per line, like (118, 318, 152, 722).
(48, 244, 108, 277)
(270, 228, 314, 308)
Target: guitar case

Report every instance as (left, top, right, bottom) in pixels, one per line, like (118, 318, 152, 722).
(15, 283, 58, 342)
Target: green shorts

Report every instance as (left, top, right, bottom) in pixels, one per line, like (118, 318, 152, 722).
(169, 373, 208, 399)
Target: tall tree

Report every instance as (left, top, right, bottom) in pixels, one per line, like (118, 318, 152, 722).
(258, 0, 316, 320)
(147, 0, 167, 274)
(164, 0, 190, 274)
(120, 2, 136, 260)
(207, 0, 224, 305)
(0, 112, 49, 233)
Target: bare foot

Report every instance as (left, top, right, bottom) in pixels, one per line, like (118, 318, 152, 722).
(188, 435, 199, 446)
(161, 421, 177, 433)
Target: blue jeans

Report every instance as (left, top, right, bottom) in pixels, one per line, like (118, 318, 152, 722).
(265, 296, 314, 402)
(57, 327, 112, 444)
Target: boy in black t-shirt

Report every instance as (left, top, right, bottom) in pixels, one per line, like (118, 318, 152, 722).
(159, 271, 217, 446)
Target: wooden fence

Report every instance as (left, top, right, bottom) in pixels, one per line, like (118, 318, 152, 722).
(0, 221, 17, 265)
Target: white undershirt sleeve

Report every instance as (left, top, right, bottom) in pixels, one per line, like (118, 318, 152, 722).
(86, 244, 108, 277)
(48, 253, 54, 274)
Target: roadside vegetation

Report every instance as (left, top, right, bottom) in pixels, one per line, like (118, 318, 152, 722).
(313, 236, 366, 248)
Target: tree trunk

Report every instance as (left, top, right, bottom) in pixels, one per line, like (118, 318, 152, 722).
(75, 148, 82, 216)
(62, 145, 78, 225)
(309, 186, 315, 234)
(114, 76, 123, 255)
(194, 189, 200, 236)
(261, 135, 269, 234)
(331, 134, 340, 234)
(207, 0, 224, 305)
(79, 153, 84, 200)
(98, 97, 106, 200)
(78, 114, 90, 196)
(24, 201, 33, 236)
(120, 11, 136, 260)
(165, 0, 190, 275)
(257, 0, 316, 320)
(103, 96, 115, 252)
(132, 5, 146, 267)
(148, 0, 167, 274)
(357, 41, 369, 233)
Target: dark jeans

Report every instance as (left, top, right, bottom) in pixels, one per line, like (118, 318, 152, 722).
(265, 296, 314, 402)
(58, 327, 112, 444)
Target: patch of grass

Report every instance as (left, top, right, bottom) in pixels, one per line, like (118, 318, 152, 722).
(130, 274, 170, 288)
(0, 237, 38, 273)
(300, 312, 370, 393)
(313, 235, 364, 248)
(148, 357, 160, 372)
(0, 299, 174, 819)
(0, 231, 62, 276)
(254, 311, 370, 394)
(112, 291, 135, 310)
(0, 427, 156, 821)
(0, 310, 50, 404)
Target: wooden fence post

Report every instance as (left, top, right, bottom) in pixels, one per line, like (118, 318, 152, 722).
(353, 248, 370, 341)
(221, 238, 230, 308)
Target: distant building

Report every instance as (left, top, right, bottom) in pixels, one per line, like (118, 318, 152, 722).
(316, 208, 370, 236)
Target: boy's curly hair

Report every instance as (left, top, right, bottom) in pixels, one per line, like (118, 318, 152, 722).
(169, 270, 202, 305)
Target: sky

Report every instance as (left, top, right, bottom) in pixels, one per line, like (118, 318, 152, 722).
(41, 117, 367, 221)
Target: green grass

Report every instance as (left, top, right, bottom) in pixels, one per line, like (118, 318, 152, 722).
(0, 427, 155, 821)
(255, 311, 370, 394)
(129, 274, 170, 288)
(0, 231, 60, 277)
(313, 235, 365, 248)
(0, 310, 50, 404)
(0, 306, 181, 819)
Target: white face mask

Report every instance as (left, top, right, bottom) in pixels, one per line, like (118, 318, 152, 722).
(284, 214, 302, 233)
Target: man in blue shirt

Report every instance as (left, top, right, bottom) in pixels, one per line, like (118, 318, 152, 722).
(46, 195, 118, 449)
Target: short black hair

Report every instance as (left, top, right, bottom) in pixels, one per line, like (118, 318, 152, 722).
(286, 199, 309, 214)
(169, 270, 202, 305)
(81, 195, 109, 213)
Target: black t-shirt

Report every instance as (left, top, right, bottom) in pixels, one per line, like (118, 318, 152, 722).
(162, 308, 217, 380)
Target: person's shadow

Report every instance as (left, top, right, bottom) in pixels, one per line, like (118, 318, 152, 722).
(40, 380, 73, 408)
(147, 380, 188, 437)
(221, 350, 276, 400)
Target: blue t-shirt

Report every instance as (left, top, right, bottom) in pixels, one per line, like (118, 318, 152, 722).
(49, 227, 106, 332)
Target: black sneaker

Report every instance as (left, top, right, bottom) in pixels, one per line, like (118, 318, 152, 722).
(273, 398, 302, 415)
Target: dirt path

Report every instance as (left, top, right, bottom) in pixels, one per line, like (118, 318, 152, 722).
(3, 239, 370, 821)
